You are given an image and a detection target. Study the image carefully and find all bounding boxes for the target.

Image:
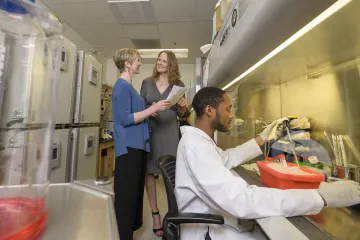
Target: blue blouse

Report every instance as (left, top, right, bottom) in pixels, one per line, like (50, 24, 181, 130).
(112, 78, 150, 157)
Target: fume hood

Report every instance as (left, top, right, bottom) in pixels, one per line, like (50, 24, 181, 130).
(207, 0, 338, 89)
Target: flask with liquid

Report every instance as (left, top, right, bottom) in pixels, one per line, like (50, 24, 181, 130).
(0, 0, 62, 239)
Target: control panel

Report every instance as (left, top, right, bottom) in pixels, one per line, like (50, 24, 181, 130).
(51, 140, 61, 169)
(84, 133, 95, 155)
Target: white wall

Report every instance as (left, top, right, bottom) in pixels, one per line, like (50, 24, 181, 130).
(105, 60, 194, 93)
(105, 59, 119, 86)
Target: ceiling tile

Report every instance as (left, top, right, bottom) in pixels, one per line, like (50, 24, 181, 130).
(151, 0, 196, 22)
(45, 1, 116, 25)
(158, 22, 193, 49)
(72, 23, 126, 40)
(108, 1, 155, 24)
(158, 21, 192, 42)
(191, 20, 212, 42)
(122, 23, 159, 39)
(195, 0, 218, 21)
(87, 38, 134, 57)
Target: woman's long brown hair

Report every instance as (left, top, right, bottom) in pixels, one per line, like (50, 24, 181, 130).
(152, 50, 181, 85)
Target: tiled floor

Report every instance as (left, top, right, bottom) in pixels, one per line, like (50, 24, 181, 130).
(134, 176, 168, 240)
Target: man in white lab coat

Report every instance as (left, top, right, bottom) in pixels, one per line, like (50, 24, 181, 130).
(175, 87, 360, 240)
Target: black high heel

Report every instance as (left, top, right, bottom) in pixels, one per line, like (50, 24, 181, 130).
(152, 211, 163, 237)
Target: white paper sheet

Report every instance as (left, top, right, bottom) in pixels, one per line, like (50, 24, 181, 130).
(166, 85, 188, 107)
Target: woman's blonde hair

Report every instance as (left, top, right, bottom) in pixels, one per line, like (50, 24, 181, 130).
(113, 48, 139, 73)
(152, 50, 181, 85)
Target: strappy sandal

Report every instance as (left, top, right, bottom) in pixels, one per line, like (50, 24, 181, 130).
(152, 211, 163, 237)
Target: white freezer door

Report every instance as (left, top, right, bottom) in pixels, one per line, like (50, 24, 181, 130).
(55, 37, 77, 124)
(71, 127, 99, 180)
(0, 35, 35, 127)
(50, 129, 71, 183)
(74, 52, 102, 124)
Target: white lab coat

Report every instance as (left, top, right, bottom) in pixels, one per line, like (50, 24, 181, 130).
(175, 126, 324, 240)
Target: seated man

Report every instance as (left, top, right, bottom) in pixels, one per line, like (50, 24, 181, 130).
(175, 87, 360, 240)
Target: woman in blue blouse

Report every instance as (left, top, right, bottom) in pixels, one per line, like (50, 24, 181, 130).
(112, 48, 170, 240)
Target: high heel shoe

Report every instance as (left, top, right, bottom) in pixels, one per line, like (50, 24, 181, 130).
(152, 211, 163, 237)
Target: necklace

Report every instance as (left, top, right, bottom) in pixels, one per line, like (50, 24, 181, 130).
(157, 82, 168, 87)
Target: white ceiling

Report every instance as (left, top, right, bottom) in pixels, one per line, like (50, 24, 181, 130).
(42, 0, 217, 63)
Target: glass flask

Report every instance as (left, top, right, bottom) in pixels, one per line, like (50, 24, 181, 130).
(0, 0, 62, 239)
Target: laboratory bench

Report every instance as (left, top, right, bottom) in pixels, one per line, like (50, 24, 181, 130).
(74, 179, 114, 199)
(0, 183, 119, 240)
(234, 166, 360, 240)
(40, 183, 119, 240)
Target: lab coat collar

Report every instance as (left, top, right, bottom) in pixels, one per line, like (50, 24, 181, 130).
(180, 126, 214, 142)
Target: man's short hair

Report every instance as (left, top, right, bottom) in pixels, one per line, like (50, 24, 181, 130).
(192, 87, 226, 117)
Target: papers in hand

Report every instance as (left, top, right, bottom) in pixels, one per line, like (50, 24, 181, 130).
(166, 85, 188, 107)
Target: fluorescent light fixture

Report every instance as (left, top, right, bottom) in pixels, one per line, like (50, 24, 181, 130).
(222, 0, 352, 90)
(138, 49, 189, 58)
(108, 0, 149, 3)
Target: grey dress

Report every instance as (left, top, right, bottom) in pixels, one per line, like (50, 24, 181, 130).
(140, 77, 185, 174)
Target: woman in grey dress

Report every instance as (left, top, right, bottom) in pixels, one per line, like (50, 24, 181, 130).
(140, 50, 188, 237)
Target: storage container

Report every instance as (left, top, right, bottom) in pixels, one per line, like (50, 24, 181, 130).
(256, 161, 325, 190)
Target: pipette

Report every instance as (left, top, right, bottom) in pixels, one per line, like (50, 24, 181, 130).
(285, 124, 301, 171)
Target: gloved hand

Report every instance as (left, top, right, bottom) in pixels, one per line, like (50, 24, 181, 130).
(260, 117, 288, 142)
(317, 181, 360, 207)
(259, 121, 277, 142)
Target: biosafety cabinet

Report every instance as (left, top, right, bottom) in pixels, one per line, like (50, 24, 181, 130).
(206, 0, 360, 239)
(206, 0, 338, 88)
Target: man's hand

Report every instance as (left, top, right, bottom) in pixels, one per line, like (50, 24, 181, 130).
(317, 181, 360, 208)
(259, 121, 277, 143)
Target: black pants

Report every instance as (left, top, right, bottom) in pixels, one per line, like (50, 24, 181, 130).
(114, 147, 146, 240)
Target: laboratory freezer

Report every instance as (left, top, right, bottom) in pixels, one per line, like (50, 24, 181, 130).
(50, 36, 77, 183)
(50, 128, 72, 183)
(74, 51, 102, 124)
(70, 126, 99, 181)
(54, 36, 78, 125)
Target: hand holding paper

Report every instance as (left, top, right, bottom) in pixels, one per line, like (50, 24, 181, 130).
(166, 85, 188, 107)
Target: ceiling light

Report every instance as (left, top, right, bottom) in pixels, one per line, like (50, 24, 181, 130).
(138, 49, 189, 58)
(222, 0, 352, 90)
(108, 0, 149, 3)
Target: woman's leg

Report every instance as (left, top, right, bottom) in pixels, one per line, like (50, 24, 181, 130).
(134, 150, 146, 231)
(145, 173, 163, 236)
(114, 148, 145, 240)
